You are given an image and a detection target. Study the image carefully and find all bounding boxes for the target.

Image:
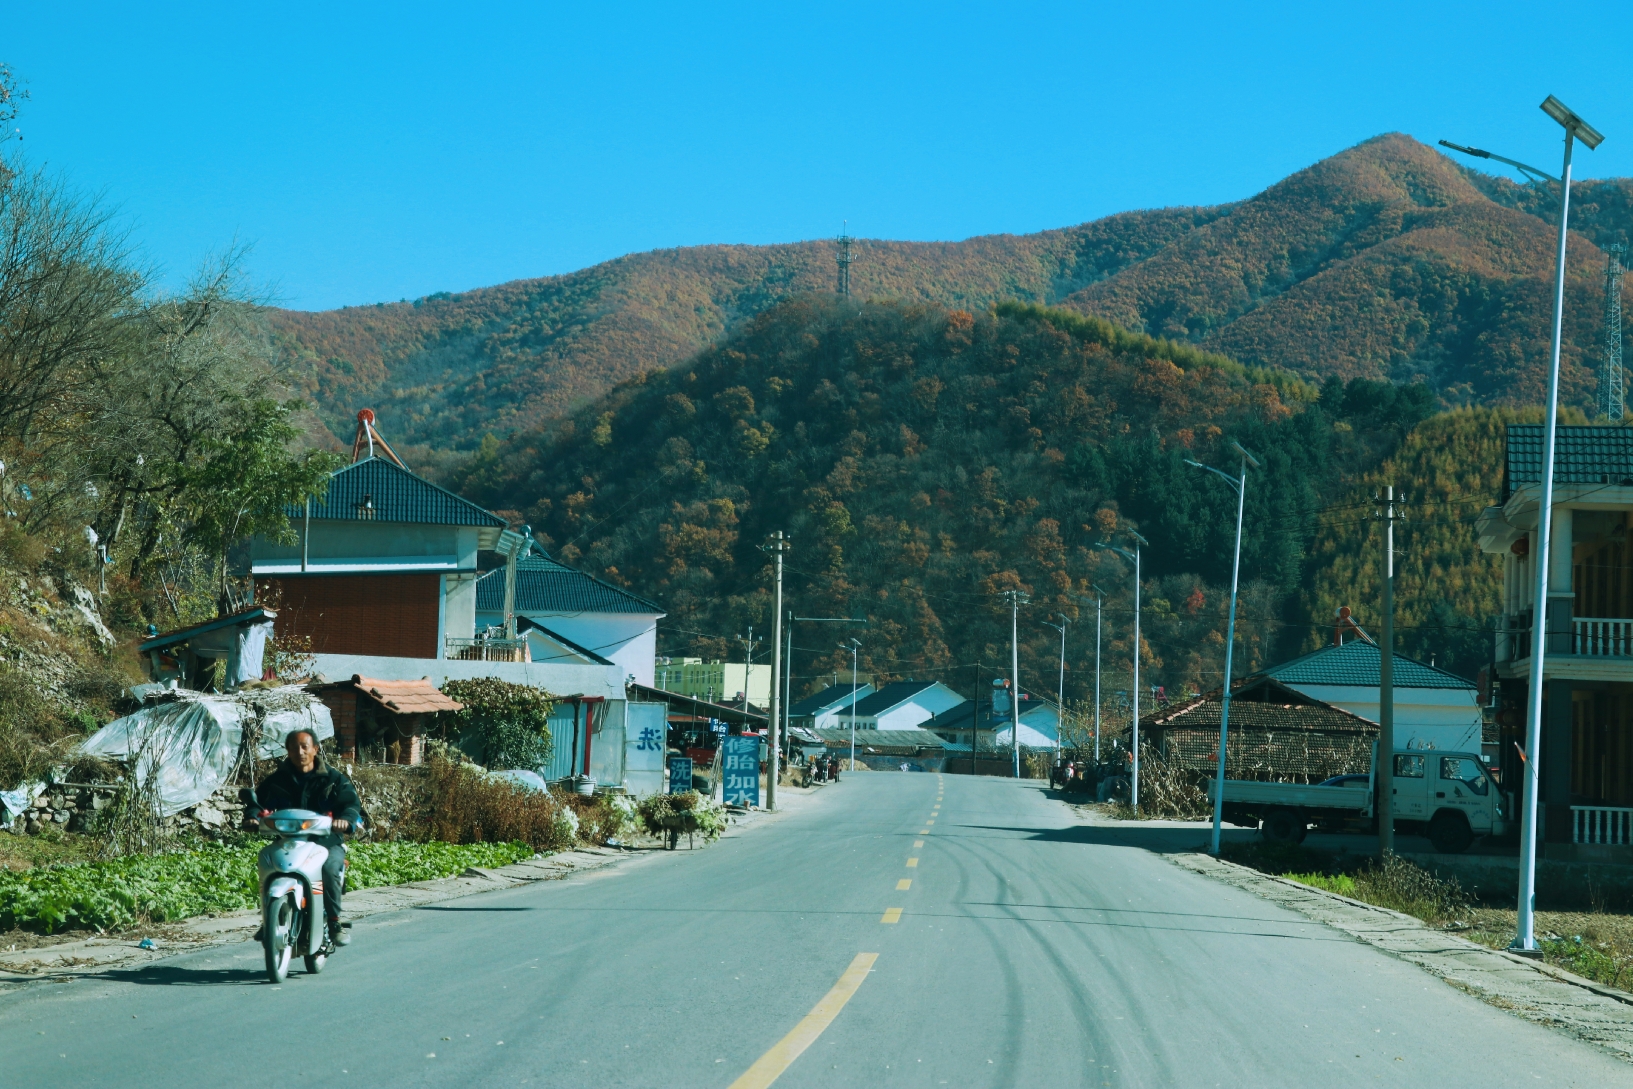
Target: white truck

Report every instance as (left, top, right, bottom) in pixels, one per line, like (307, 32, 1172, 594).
(1208, 749, 1505, 854)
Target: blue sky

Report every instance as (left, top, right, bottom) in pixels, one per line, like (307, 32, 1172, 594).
(9, 1, 1633, 311)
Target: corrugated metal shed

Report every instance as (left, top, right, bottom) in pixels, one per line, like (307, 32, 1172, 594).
(814, 727, 946, 754)
(293, 457, 507, 527)
(1503, 424, 1633, 501)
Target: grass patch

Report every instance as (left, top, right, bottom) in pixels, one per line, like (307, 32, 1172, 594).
(1463, 907, 1633, 991)
(0, 839, 535, 934)
(1222, 841, 1471, 924)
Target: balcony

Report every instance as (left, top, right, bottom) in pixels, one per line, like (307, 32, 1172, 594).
(445, 636, 528, 662)
(1505, 615, 1633, 661)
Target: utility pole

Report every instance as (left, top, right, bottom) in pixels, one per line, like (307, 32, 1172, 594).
(836, 222, 853, 297)
(1002, 590, 1030, 777)
(766, 533, 789, 811)
(1042, 615, 1068, 772)
(739, 627, 759, 720)
(1092, 585, 1104, 764)
(1377, 486, 1399, 857)
(844, 637, 862, 771)
(1604, 244, 1625, 421)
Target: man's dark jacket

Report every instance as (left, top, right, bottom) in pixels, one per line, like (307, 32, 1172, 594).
(256, 760, 363, 848)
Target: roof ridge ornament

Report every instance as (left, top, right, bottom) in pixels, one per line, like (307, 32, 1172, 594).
(351, 408, 409, 471)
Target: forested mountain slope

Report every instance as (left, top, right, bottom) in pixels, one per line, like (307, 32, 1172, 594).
(272, 134, 1633, 456)
(452, 296, 1454, 702)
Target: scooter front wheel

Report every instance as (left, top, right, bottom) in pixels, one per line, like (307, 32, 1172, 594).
(304, 948, 327, 974)
(263, 895, 295, 984)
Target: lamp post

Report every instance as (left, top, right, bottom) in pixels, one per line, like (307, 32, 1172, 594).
(1094, 531, 1148, 809)
(1442, 95, 1605, 954)
(1042, 614, 1068, 770)
(842, 638, 862, 772)
(1092, 585, 1104, 764)
(1186, 441, 1260, 856)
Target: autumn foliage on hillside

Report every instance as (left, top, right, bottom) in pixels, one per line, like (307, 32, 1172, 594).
(453, 296, 1448, 703)
(272, 134, 1628, 457)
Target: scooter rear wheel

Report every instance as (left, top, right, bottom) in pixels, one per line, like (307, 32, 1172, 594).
(263, 896, 295, 984)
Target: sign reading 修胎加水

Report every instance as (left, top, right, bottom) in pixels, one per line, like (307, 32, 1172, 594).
(721, 735, 760, 807)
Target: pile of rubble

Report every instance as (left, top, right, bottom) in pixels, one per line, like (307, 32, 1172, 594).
(3, 781, 250, 839)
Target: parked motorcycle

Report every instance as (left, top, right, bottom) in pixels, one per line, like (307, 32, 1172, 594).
(240, 787, 342, 983)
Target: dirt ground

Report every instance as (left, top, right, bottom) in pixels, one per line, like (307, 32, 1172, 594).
(1464, 907, 1633, 991)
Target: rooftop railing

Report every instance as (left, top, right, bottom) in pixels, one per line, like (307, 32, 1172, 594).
(445, 636, 528, 662)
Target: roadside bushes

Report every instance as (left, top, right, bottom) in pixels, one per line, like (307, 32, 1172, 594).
(410, 757, 577, 852)
(636, 791, 728, 842)
(1133, 744, 1210, 819)
(566, 792, 636, 845)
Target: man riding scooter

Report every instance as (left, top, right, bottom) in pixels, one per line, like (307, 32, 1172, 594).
(250, 730, 363, 947)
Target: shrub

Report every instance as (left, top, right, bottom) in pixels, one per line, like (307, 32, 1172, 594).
(566, 792, 636, 845)
(636, 790, 728, 841)
(439, 677, 556, 770)
(410, 756, 576, 851)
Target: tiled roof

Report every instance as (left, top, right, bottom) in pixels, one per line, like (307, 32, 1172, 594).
(848, 680, 939, 717)
(352, 675, 464, 715)
(140, 606, 275, 652)
(813, 728, 946, 752)
(789, 683, 875, 717)
(1142, 696, 1374, 734)
(1257, 640, 1474, 690)
(295, 458, 506, 527)
(476, 550, 663, 614)
(1503, 424, 1633, 501)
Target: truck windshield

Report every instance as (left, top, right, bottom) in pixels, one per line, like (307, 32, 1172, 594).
(1439, 757, 1488, 795)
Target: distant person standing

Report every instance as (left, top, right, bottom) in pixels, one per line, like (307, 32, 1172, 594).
(828, 755, 840, 782)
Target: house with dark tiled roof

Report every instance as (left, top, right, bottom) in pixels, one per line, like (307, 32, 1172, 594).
(474, 545, 665, 686)
(1476, 422, 1633, 840)
(787, 683, 878, 729)
(1254, 640, 1481, 753)
(839, 680, 966, 731)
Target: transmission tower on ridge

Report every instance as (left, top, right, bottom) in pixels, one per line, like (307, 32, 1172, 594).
(836, 222, 853, 297)
(1604, 243, 1626, 422)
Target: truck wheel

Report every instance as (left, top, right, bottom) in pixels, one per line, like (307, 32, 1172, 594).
(1428, 811, 1473, 854)
(1261, 808, 1305, 844)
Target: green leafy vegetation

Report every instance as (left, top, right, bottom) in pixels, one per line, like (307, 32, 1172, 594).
(636, 790, 728, 841)
(439, 677, 556, 770)
(0, 839, 534, 934)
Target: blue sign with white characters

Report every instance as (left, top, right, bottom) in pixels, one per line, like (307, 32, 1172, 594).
(668, 757, 693, 794)
(721, 735, 760, 807)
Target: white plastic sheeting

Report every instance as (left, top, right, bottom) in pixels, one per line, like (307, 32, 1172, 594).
(78, 688, 333, 817)
(0, 780, 43, 829)
(226, 620, 274, 687)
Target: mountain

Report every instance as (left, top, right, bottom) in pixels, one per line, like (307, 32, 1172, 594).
(447, 296, 1447, 701)
(270, 134, 1632, 459)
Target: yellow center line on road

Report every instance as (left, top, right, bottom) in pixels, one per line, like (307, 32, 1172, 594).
(897, 878, 911, 890)
(881, 908, 902, 923)
(913, 840, 924, 848)
(919, 829, 929, 834)
(906, 857, 918, 867)
(726, 952, 880, 1089)
(925, 820, 935, 826)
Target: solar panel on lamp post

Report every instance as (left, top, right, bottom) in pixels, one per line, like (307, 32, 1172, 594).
(1185, 441, 1260, 856)
(1442, 96, 1604, 954)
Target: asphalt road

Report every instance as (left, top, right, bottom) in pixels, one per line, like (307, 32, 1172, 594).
(0, 773, 1626, 1088)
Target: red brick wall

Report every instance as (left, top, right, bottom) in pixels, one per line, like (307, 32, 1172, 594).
(258, 574, 440, 659)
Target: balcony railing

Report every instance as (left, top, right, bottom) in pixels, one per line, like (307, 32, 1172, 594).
(1572, 805, 1633, 846)
(1504, 615, 1633, 660)
(1573, 617, 1633, 657)
(445, 636, 528, 662)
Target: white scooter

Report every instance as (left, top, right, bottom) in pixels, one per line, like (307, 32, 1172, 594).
(241, 787, 343, 984)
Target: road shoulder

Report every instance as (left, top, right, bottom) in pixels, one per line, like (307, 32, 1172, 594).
(1169, 850, 1633, 1064)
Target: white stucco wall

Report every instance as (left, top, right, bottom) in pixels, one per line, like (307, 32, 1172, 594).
(1285, 682, 1483, 753)
(477, 609, 660, 687)
(865, 686, 969, 730)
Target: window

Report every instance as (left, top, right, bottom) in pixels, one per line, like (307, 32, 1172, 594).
(1393, 754, 1425, 779)
(1439, 756, 1489, 795)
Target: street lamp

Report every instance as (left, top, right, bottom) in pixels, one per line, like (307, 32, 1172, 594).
(1186, 441, 1260, 856)
(842, 637, 862, 772)
(1042, 613, 1068, 772)
(1091, 584, 1105, 763)
(1442, 95, 1604, 954)
(1094, 530, 1148, 809)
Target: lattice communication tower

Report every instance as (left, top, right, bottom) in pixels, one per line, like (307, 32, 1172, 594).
(836, 223, 853, 297)
(1604, 243, 1626, 422)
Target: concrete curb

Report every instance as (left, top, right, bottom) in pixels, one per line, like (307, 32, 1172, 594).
(1170, 850, 1633, 1062)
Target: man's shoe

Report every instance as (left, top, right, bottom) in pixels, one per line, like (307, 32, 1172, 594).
(328, 920, 351, 947)
(251, 925, 264, 942)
